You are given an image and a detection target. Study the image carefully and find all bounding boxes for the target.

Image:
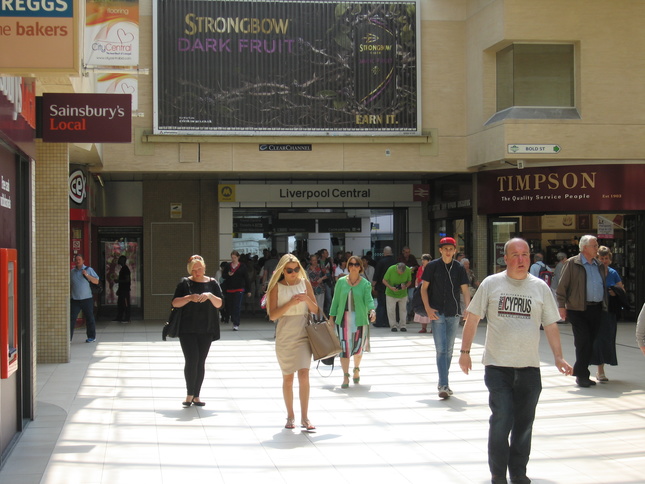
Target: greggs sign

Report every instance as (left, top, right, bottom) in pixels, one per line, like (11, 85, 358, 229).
(41, 93, 131, 142)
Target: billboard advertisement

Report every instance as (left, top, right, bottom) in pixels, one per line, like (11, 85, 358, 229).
(153, 0, 419, 136)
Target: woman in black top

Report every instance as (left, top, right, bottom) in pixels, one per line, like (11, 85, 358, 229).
(172, 255, 223, 407)
(221, 250, 250, 330)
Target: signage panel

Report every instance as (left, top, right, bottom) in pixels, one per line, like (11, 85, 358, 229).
(477, 165, 644, 214)
(272, 219, 316, 233)
(0, 77, 36, 157)
(154, 0, 420, 136)
(318, 218, 362, 233)
(41, 93, 132, 142)
(0, 0, 78, 72)
(218, 183, 429, 203)
(85, 0, 140, 67)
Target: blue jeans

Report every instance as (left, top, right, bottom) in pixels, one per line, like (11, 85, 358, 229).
(431, 313, 459, 387)
(485, 366, 542, 480)
(225, 291, 244, 326)
(70, 297, 96, 340)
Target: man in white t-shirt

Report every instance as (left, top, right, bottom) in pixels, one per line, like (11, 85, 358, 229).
(459, 238, 572, 484)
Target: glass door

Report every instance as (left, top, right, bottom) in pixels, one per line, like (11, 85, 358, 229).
(489, 217, 521, 274)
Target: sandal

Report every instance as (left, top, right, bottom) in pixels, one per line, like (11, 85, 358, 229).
(353, 367, 360, 384)
(285, 417, 295, 429)
(341, 373, 350, 389)
(301, 419, 316, 432)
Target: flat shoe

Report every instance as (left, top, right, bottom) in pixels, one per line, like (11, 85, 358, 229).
(596, 373, 609, 382)
(182, 401, 192, 407)
(285, 417, 295, 429)
(301, 419, 316, 432)
(192, 400, 206, 406)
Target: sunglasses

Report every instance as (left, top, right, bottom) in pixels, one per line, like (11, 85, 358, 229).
(189, 255, 203, 261)
(347, 262, 361, 267)
(285, 267, 301, 274)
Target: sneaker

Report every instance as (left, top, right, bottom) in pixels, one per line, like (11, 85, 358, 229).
(391, 327, 398, 332)
(233, 325, 239, 331)
(85, 338, 96, 343)
(438, 385, 453, 399)
(400, 327, 407, 332)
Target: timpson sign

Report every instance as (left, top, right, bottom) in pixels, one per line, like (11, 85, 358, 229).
(477, 165, 644, 214)
(41, 93, 131, 142)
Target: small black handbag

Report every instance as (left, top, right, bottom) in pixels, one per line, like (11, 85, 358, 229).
(162, 278, 189, 341)
(162, 306, 183, 340)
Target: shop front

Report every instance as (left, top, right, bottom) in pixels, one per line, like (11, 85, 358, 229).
(0, 77, 36, 466)
(478, 164, 645, 318)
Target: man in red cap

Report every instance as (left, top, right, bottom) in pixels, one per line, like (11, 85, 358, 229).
(420, 236, 471, 398)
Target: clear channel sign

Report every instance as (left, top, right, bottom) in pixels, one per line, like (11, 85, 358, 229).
(507, 144, 561, 154)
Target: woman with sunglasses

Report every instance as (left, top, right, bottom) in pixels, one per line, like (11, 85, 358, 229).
(171, 255, 223, 407)
(329, 255, 376, 389)
(267, 254, 319, 431)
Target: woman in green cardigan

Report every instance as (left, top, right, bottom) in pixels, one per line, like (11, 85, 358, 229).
(329, 255, 376, 388)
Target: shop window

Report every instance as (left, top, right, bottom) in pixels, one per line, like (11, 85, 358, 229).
(493, 43, 577, 120)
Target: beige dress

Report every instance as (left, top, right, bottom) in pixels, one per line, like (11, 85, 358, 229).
(275, 279, 312, 375)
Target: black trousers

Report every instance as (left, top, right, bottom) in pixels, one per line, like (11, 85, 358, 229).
(179, 333, 213, 396)
(116, 291, 130, 321)
(567, 304, 602, 380)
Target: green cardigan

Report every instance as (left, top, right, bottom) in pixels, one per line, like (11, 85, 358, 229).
(329, 276, 375, 326)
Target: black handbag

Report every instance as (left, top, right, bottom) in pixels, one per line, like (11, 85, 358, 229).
(84, 275, 103, 296)
(162, 306, 183, 340)
(162, 278, 189, 341)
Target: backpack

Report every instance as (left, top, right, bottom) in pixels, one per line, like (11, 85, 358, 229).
(536, 262, 552, 287)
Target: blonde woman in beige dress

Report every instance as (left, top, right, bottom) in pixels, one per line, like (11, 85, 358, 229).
(267, 254, 319, 431)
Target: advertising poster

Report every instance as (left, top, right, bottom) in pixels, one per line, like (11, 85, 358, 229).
(85, 0, 139, 67)
(96, 73, 138, 111)
(154, 0, 419, 135)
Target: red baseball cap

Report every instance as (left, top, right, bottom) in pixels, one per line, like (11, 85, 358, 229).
(439, 237, 457, 247)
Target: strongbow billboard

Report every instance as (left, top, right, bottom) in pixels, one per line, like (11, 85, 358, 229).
(153, 0, 419, 136)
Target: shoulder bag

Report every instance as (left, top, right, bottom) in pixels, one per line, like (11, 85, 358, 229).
(84, 274, 103, 296)
(305, 311, 341, 361)
(162, 278, 189, 341)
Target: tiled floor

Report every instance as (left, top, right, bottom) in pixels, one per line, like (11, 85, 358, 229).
(1, 317, 644, 484)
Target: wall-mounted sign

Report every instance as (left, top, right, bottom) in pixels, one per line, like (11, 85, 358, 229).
(154, 0, 420, 136)
(259, 144, 312, 152)
(508, 144, 561, 154)
(41, 93, 132, 142)
(170, 203, 182, 218)
(233, 218, 269, 233)
(318, 218, 362, 233)
(85, 0, 140, 67)
(0, 77, 36, 157)
(272, 219, 316, 233)
(0, 0, 79, 73)
(69, 169, 86, 204)
(218, 183, 429, 203)
(478, 164, 644, 214)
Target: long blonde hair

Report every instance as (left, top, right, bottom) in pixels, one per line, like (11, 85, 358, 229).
(266, 254, 309, 296)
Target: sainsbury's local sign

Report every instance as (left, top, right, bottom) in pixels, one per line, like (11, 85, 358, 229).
(41, 93, 132, 142)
